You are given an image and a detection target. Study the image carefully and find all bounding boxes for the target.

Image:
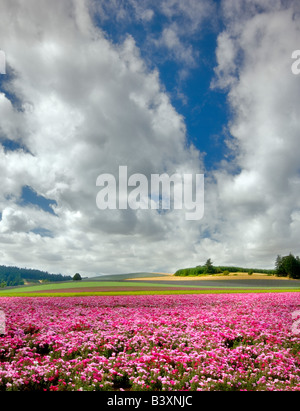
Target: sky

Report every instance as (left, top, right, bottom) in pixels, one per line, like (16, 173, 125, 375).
(0, 0, 300, 276)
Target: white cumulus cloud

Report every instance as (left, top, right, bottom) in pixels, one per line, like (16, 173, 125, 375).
(0, 0, 204, 275)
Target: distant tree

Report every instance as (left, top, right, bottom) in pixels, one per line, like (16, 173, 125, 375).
(275, 253, 300, 279)
(204, 258, 215, 274)
(73, 273, 82, 281)
(275, 255, 285, 276)
(283, 253, 300, 279)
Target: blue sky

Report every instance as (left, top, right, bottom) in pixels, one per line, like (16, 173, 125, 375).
(0, 0, 300, 276)
(96, 3, 230, 169)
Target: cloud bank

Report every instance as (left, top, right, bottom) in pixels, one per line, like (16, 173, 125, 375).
(208, 0, 300, 267)
(0, 0, 203, 275)
(0, 0, 299, 275)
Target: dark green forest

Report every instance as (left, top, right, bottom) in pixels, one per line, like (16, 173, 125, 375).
(275, 253, 300, 279)
(0, 265, 72, 287)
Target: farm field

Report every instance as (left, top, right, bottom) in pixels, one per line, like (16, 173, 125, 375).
(0, 272, 299, 297)
(0, 293, 299, 391)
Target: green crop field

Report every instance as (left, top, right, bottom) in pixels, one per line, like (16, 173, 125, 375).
(0, 275, 299, 297)
(0, 280, 209, 294)
(0, 281, 173, 293)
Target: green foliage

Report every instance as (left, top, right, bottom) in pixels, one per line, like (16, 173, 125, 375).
(0, 265, 72, 287)
(174, 266, 206, 276)
(175, 262, 275, 277)
(176, 253, 300, 279)
(204, 258, 215, 274)
(73, 273, 82, 281)
(217, 266, 275, 274)
(0, 281, 7, 288)
(275, 254, 300, 279)
(0, 270, 24, 287)
(223, 270, 230, 276)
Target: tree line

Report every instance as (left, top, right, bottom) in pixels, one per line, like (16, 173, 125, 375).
(175, 253, 300, 279)
(0, 265, 72, 287)
(174, 258, 275, 276)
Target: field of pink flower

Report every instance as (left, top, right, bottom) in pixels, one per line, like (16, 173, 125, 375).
(0, 293, 299, 391)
